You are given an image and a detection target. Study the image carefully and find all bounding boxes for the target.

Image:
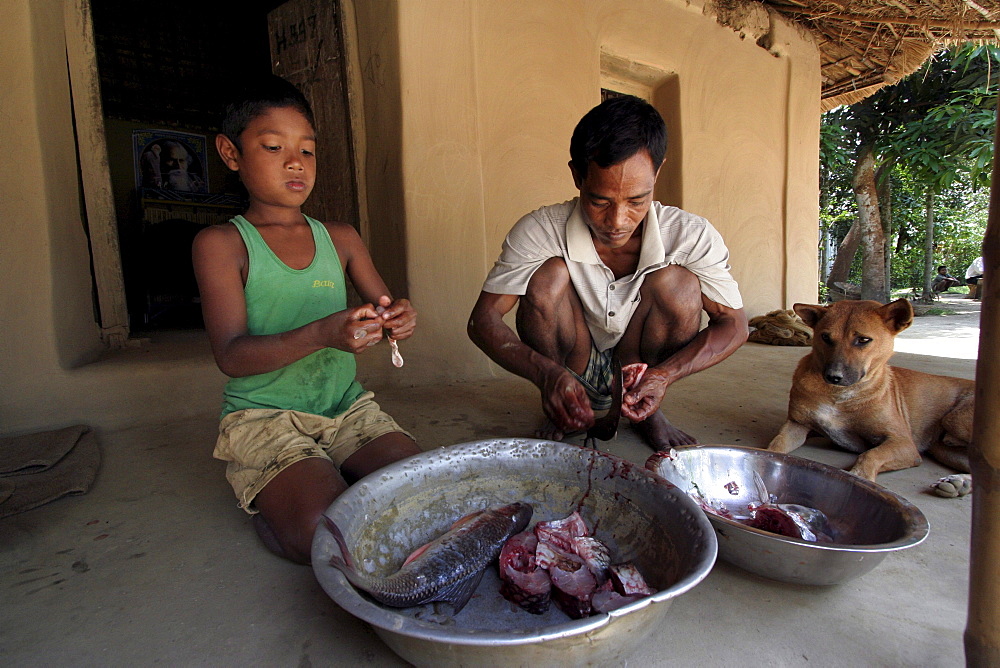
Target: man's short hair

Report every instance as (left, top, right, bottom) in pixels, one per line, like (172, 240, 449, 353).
(938, 265, 948, 272)
(220, 75, 315, 151)
(569, 95, 667, 179)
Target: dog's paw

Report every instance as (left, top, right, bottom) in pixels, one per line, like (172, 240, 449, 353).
(930, 474, 973, 498)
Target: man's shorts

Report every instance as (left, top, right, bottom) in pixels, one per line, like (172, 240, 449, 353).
(567, 343, 614, 411)
(213, 391, 413, 513)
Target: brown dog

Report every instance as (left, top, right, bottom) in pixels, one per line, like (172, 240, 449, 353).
(767, 299, 974, 480)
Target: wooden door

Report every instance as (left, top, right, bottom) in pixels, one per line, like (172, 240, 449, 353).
(268, 0, 360, 230)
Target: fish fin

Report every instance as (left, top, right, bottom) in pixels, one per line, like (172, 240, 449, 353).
(449, 509, 483, 530)
(322, 515, 355, 571)
(403, 510, 483, 567)
(432, 568, 488, 614)
(402, 542, 431, 567)
(751, 471, 770, 504)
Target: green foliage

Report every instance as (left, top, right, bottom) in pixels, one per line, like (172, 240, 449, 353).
(820, 44, 996, 291)
(835, 163, 987, 290)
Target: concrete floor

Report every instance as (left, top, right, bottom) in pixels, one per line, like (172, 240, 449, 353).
(0, 297, 980, 666)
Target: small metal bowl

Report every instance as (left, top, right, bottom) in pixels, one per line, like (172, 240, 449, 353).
(312, 438, 717, 667)
(646, 445, 929, 586)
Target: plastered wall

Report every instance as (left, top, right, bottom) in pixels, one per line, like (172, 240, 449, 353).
(1, 1, 106, 432)
(1, 0, 820, 433)
(353, 0, 821, 385)
(1, 0, 229, 435)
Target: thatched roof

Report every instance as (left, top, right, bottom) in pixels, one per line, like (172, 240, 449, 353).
(712, 1, 1000, 110)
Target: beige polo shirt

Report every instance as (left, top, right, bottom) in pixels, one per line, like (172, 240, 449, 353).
(482, 198, 743, 351)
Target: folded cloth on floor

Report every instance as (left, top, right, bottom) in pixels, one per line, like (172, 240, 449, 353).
(0, 479, 13, 506)
(748, 309, 813, 346)
(0, 424, 90, 474)
(0, 425, 100, 518)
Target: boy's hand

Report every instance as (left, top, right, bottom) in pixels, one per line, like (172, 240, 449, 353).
(375, 296, 417, 341)
(323, 305, 385, 354)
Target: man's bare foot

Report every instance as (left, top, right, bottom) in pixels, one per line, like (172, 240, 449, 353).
(633, 411, 697, 450)
(535, 418, 567, 441)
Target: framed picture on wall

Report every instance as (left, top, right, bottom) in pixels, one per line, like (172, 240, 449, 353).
(133, 129, 209, 195)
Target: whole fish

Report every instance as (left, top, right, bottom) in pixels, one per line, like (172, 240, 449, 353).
(324, 502, 532, 612)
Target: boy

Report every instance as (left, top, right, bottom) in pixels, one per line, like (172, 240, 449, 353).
(193, 76, 420, 564)
(932, 265, 960, 293)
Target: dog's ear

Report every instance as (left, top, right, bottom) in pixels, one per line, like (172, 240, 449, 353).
(792, 303, 826, 328)
(879, 299, 914, 333)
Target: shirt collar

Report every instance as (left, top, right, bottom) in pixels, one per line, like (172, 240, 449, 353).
(636, 203, 665, 271)
(566, 199, 601, 264)
(566, 198, 665, 271)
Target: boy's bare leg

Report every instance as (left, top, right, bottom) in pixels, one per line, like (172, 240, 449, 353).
(617, 265, 702, 449)
(252, 433, 420, 564)
(515, 258, 592, 440)
(252, 457, 348, 564)
(341, 432, 422, 482)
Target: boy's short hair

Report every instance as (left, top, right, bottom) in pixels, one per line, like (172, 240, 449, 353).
(220, 75, 315, 151)
(938, 265, 948, 272)
(570, 95, 667, 179)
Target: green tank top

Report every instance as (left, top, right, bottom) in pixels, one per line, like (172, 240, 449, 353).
(221, 215, 364, 418)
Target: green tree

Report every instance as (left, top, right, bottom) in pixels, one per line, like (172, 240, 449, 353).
(885, 45, 997, 298)
(821, 44, 999, 301)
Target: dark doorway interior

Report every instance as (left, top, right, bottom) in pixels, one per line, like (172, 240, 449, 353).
(91, 1, 287, 332)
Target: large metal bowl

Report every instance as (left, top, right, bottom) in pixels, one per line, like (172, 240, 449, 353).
(312, 438, 717, 667)
(646, 445, 929, 586)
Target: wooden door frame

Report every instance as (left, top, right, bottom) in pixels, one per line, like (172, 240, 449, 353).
(336, 0, 371, 245)
(64, 0, 129, 348)
(61, 0, 371, 348)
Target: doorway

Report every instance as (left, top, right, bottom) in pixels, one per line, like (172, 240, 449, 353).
(87, 0, 360, 334)
(88, 1, 281, 332)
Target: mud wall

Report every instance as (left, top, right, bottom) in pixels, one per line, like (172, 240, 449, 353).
(1, 0, 819, 433)
(351, 0, 820, 384)
(1, 1, 105, 432)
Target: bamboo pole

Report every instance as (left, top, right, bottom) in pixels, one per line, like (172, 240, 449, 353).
(965, 93, 1000, 667)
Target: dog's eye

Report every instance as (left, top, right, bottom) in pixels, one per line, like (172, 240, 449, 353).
(855, 336, 872, 346)
(821, 332, 833, 345)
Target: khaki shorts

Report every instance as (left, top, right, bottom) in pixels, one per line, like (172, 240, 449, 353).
(214, 391, 413, 513)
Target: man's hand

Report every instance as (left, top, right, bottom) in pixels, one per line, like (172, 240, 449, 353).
(540, 367, 594, 434)
(620, 297, 747, 423)
(621, 366, 668, 422)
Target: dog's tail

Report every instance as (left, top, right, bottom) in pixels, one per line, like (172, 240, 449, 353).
(928, 441, 971, 474)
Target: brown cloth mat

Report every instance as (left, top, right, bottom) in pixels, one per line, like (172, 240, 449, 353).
(748, 309, 813, 346)
(0, 425, 101, 518)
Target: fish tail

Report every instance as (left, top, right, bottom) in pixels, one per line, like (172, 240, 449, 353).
(322, 515, 355, 571)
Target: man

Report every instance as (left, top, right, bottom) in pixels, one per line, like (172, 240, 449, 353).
(467, 95, 747, 450)
(966, 256, 984, 300)
(162, 140, 206, 193)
